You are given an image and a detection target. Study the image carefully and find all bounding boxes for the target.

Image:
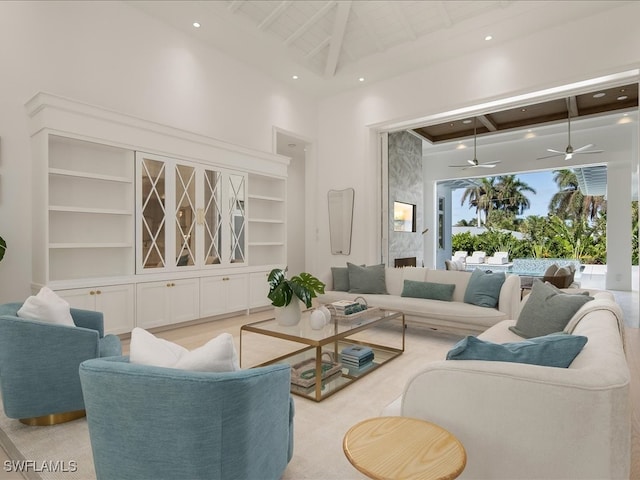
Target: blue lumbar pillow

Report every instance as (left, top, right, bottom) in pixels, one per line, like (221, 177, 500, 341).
(446, 333, 588, 368)
(401, 280, 455, 301)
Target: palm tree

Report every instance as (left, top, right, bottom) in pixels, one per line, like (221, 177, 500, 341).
(460, 177, 496, 227)
(494, 175, 537, 215)
(549, 169, 606, 221)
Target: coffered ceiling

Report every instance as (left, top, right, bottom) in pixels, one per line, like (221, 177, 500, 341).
(413, 83, 638, 144)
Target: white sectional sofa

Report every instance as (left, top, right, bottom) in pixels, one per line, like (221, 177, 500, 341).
(382, 289, 631, 479)
(318, 266, 521, 334)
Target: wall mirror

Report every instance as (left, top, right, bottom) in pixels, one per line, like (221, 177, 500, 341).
(328, 188, 354, 255)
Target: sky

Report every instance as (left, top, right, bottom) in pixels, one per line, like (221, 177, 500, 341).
(450, 170, 558, 224)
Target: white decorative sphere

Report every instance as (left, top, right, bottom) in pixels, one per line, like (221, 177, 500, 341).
(309, 309, 327, 330)
(318, 305, 332, 324)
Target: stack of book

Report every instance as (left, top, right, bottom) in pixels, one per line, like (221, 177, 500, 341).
(331, 300, 360, 314)
(340, 345, 374, 370)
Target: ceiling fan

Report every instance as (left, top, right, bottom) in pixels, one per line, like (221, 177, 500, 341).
(537, 98, 604, 160)
(449, 118, 501, 170)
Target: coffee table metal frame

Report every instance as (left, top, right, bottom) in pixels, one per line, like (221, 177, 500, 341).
(240, 309, 405, 402)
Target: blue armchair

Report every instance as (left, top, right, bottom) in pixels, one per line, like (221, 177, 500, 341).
(79, 357, 294, 480)
(0, 302, 122, 425)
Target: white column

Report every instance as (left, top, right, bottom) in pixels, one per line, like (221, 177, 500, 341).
(606, 161, 632, 291)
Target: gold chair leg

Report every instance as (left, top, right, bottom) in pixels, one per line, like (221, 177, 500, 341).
(19, 409, 86, 426)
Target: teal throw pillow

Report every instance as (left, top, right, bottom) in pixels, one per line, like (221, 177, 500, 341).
(446, 333, 588, 368)
(463, 268, 506, 308)
(347, 263, 387, 294)
(509, 280, 594, 338)
(331, 267, 350, 291)
(401, 280, 455, 301)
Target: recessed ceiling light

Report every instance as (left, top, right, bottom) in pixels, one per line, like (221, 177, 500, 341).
(462, 119, 472, 124)
(292, 75, 299, 80)
(358, 77, 365, 82)
(485, 35, 493, 41)
(456, 142, 466, 150)
(288, 143, 297, 148)
(593, 92, 606, 98)
(521, 108, 527, 112)
(192, 22, 201, 28)
(617, 95, 628, 101)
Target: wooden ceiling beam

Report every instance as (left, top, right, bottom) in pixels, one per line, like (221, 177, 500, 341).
(305, 36, 330, 60)
(358, 10, 385, 53)
(285, 1, 336, 45)
(392, 2, 416, 40)
(477, 115, 497, 132)
(568, 96, 579, 118)
(258, 1, 293, 30)
(228, 1, 245, 13)
(324, 1, 352, 78)
(436, 1, 453, 28)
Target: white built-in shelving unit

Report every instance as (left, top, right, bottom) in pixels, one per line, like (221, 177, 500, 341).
(27, 92, 289, 334)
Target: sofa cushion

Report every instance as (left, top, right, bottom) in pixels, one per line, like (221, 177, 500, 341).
(331, 267, 350, 291)
(16, 287, 75, 326)
(509, 280, 594, 338)
(130, 328, 240, 372)
(425, 270, 471, 303)
(543, 263, 559, 276)
(463, 269, 506, 308)
(347, 263, 387, 294)
(401, 280, 455, 301)
(385, 268, 405, 296)
(402, 267, 429, 283)
(446, 333, 588, 368)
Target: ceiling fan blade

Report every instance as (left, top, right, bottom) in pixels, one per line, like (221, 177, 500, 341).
(546, 148, 564, 154)
(575, 149, 604, 155)
(537, 152, 563, 160)
(449, 164, 471, 168)
(475, 163, 498, 168)
(572, 144, 594, 153)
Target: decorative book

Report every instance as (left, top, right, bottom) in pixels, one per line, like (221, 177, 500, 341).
(290, 352, 342, 389)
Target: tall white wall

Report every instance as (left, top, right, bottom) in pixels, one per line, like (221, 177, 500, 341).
(0, 1, 317, 303)
(315, 2, 640, 283)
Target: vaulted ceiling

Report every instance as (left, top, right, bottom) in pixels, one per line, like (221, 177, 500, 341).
(129, 1, 631, 98)
(129, 1, 638, 198)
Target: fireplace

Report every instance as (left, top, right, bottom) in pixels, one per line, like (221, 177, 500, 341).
(394, 257, 416, 268)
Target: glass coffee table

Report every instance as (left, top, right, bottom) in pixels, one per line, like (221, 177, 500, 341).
(240, 308, 405, 402)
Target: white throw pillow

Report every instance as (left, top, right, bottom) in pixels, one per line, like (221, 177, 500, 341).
(17, 286, 74, 326)
(129, 327, 241, 372)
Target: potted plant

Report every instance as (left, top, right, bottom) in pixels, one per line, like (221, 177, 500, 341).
(267, 267, 325, 326)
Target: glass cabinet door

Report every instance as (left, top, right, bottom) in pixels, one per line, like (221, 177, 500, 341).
(202, 168, 222, 266)
(174, 163, 197, 268)
(140, 157, 166, 269)
(228, 173, 246, 264)
(137, 152, 246, 271)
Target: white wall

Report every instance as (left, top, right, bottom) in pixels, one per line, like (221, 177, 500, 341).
(315, 2, 640, 283)
(0, 1, 317, 303)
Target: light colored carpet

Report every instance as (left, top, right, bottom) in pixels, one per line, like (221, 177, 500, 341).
(0, 323, 461, 480)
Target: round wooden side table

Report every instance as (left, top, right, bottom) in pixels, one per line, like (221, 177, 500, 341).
(343, 416, 466, 480)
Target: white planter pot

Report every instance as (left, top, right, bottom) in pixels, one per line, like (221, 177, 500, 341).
(276, 299, 302, 326)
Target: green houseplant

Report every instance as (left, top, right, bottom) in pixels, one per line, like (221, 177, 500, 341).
(267, 268, 325, 326)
